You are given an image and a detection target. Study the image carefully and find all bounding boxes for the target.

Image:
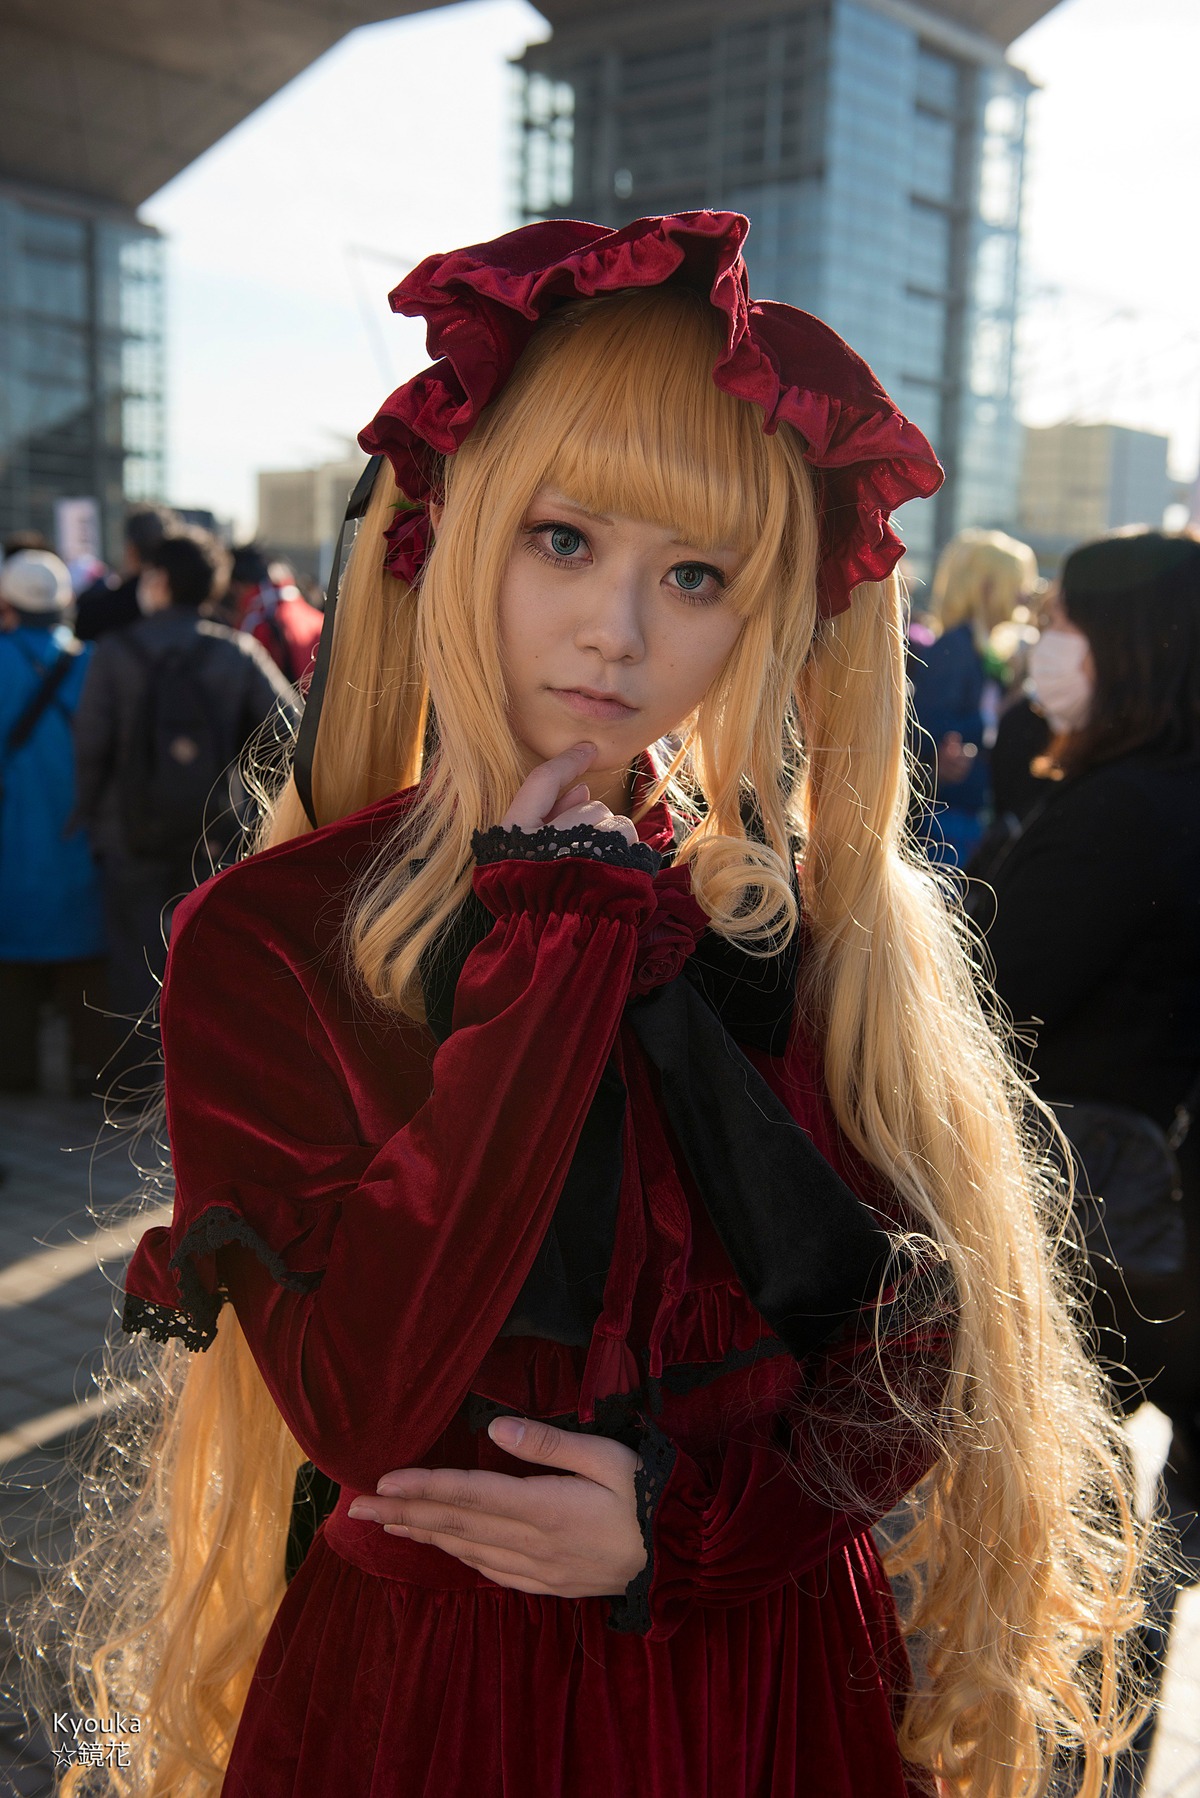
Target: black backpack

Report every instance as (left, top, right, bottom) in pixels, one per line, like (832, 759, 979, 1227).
(119, 635, 229, 859)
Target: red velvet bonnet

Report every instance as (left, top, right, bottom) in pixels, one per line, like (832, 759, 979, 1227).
(358, 210, 943, 620)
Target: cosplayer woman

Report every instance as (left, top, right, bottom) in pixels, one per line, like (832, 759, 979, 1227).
(31, 215, 1144, 1797)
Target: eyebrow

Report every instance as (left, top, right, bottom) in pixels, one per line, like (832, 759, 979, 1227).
(539, 492, 613, 526)
(668, 534, 738, 557)
(538, 491, 738, 559)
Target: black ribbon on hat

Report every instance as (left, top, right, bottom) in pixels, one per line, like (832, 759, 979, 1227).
(294, 454, 385, 831)
(419, 847, 892, 1361)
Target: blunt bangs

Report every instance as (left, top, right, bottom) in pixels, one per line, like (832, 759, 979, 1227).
(501, 289, 775, 569)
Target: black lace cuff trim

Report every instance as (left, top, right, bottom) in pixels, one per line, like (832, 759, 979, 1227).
(120, 1290, 216, 1352)
(606, 1420, 677, 1635)
(121, 1204, 326, 1353)
(471, 822, 661, 877)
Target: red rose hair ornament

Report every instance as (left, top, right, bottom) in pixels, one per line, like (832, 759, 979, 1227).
(359, 210, 943, 620)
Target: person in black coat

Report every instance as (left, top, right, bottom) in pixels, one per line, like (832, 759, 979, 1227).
(972, 528, 1200, 1463)
(72, 531, 297, 1095)
(971, 529, 1200, 1794)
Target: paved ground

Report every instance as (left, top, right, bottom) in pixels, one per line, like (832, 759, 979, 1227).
(0, 1089, 1197, 1796)
(0, 1092, 169, 1796)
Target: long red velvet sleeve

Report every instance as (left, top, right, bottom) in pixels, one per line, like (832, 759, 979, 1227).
(136, 841, 662, 1494)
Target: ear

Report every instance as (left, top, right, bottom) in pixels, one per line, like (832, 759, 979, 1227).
(429, 500, 444, 535)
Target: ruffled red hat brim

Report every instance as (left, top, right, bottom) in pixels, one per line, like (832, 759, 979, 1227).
(359, 211, 943, 618)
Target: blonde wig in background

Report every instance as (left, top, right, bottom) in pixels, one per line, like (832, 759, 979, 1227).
(931, 526, 1040, 646)
(16, 288, 1151, 1798)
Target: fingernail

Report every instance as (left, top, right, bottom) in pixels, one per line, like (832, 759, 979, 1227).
(383, 1523, 411, 1537)
(348, 1502, 380, 1522)
(376, 1475, 407, 1494)
(488, 1416, 525, 1447)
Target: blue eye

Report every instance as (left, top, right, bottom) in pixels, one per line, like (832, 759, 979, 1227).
(523, 520, 592, 570)
(668, 561, 724, 603)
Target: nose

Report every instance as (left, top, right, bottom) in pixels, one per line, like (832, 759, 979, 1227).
(575, 560, 646, 663)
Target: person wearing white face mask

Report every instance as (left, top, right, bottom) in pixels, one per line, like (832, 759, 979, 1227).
(973, 528, 1200, 1795)
(1028, 600, 1095, 735)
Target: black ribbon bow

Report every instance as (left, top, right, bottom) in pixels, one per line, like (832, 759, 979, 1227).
(419, 846, 892, 1363)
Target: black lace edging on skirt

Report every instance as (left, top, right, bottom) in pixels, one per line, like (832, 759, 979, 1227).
(471, 822, 661, 877)
(120, 1203, 325, 1353)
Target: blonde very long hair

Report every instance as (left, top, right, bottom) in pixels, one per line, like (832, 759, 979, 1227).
(22, 288, 1146, 1798)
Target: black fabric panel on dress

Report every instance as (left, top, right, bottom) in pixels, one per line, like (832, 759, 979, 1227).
(419, 886, 498, 1046)
(626, 977, 892, 1362)
(645, 1334, 792, 1413)
(682, 862, 803, 1058)
(495, 1060, 627, 1347)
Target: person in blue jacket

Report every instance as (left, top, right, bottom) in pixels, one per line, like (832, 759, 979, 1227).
(0, 549, 108, 1095)
(907, 528, 1038, 868)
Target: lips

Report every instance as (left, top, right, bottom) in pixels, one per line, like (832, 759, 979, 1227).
(550, 687, 637, 721)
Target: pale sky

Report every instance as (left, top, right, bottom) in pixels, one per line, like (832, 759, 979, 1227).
(140, 0, 1200, 536)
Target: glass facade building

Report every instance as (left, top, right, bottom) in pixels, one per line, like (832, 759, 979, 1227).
(0, 182, 165, 562)
(515, 0, 1031, 585)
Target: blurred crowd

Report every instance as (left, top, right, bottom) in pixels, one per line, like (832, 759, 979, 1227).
(906, 523, 1200, 1789)
(911, 523, 1200, 1761)
(0, 507, 324, 1105)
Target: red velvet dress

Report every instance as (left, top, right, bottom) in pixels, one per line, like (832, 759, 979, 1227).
(121, 769, 947, 1798)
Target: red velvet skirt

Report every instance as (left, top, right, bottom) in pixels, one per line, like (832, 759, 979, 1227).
(221, 1522, 929, 1798)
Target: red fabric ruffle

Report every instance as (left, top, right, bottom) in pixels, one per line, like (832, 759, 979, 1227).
(359, 210, 943, 617)
(631, 860, 709, 998)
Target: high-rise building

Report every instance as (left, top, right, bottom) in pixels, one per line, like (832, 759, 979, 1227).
(0, 0, 438, 564)
(515, 0, 1051, 586)
(1018, 422, 1172, 567)
(0, 180, 164, 561)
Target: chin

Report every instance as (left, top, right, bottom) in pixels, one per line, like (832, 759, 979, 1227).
(516, 710, 630, 765)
